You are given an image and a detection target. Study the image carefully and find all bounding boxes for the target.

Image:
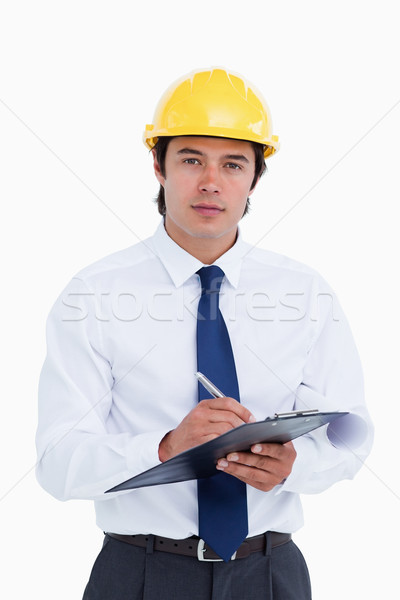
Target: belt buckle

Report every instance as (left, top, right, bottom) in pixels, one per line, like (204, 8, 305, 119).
(197, 539, 236, 562)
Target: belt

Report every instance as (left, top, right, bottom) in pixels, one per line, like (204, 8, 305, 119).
(106, 531, 291, 561)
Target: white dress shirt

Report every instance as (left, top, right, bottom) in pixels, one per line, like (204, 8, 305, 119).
(36, 220, 373, 538)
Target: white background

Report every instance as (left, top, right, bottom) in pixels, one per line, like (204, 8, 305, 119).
(1, 1, 399, 598)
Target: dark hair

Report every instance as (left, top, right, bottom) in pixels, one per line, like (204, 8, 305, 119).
(153, 136, 267, 216)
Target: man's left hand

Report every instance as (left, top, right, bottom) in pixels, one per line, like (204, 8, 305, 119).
(216, 441, 296, 492)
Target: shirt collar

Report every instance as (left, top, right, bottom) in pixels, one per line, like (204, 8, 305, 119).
(151, 220, 249, 289)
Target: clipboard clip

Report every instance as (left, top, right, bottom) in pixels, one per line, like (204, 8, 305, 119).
(274, 409, 319, 418)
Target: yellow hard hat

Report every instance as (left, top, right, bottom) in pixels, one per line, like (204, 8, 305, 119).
(143, 67, 279, 158)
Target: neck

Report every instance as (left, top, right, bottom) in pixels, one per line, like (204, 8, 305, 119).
(185, 237, 237, 264)
(164, 220, 238, 264)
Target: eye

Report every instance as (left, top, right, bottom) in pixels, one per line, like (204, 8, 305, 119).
(225, 162, 242, 170)
(183, 158, 201, 165)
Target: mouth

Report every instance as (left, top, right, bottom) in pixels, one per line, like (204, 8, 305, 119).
(192, 203, 224, 217)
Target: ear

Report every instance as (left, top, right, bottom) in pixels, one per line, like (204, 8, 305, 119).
(152, 149, 165, 186)
(248, 175, 261, 197)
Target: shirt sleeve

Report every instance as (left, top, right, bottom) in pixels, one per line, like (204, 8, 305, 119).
(278, 278, 374, 495)
(35, 277, 169, 502)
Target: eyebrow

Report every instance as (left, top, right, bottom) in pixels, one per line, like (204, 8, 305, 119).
(177, 148, 250, 163)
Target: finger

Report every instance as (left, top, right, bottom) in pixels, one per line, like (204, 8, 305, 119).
(223, 444, 296, 479)
(249, 441, 296, 459)
(183, 418, 244, 442)
(216, 461, 281, 490)
(202, 397, 256, 424)
(249, 443, 284, 458)
(193, 403, 247, 429)
(198, 420, 245, 438)
(224, 452, 279, 475)
(207, 409, 251, 429)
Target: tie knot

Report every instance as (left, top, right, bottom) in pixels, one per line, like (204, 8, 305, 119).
(197, 266, 225, 294)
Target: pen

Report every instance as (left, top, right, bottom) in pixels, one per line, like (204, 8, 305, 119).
(195, 371, 225, 398)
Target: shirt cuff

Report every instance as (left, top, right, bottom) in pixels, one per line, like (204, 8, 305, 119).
(125, 429, 170, 475)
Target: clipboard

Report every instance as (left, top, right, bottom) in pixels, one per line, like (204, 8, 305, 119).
(105, 410, 347, 493)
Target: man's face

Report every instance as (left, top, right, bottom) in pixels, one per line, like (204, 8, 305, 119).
(153, 136, 258, 256)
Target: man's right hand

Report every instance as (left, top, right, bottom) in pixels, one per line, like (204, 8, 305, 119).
(158, 397, 256, 462)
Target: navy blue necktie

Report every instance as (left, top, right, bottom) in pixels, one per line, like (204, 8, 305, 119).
(196, 265, 248, 561)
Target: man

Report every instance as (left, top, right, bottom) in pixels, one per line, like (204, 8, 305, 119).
(36, 67, 373, 599)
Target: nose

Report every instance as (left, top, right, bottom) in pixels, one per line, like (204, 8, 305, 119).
(199, 165, 221, 194)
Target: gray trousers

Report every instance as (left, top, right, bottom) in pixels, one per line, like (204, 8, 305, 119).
(83, 533, 312, 600)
